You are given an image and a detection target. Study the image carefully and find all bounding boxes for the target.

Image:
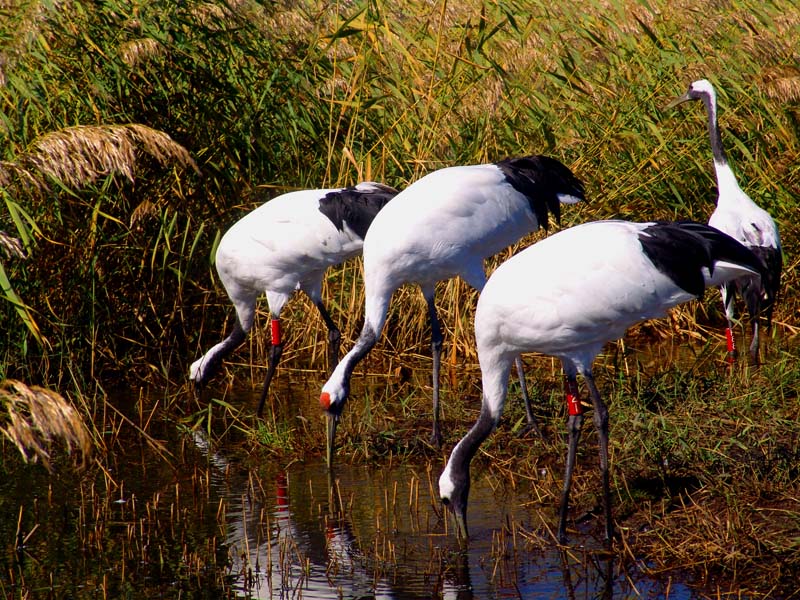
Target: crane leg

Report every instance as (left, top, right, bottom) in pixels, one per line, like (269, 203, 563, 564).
(720, 284, 737, 363)
(749, 320, 760, 365)
(256, 318, 284, 418)
(558, 373, 584, 544)
(515, 356, 545, 439)
(426, 294, 444, 448)
(314, 300, 342, 372)
(584, 372, 613, 546)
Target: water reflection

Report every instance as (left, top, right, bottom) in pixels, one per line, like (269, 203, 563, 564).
(195, 430, 397, 598)
(192, 430, 693, 599)
(0, 359, 776, 599)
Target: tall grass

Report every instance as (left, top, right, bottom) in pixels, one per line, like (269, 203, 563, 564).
(0, 0, 798, 593)
(0, 0, 797, 389)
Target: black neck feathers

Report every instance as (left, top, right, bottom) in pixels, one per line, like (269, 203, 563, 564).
(699, 91, 729, 167)
(446, 402, 497, 506)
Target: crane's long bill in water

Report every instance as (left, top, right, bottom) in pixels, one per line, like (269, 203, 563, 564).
(326, 413, 338, 469)
(451, 507, 468, 544)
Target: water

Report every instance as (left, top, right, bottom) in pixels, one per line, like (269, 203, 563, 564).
(192, 423, 693, 600)
(209, 460, 687, 599)
(0, 371, 747, 599)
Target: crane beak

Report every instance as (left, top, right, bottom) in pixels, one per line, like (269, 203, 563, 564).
(664, 92, 692, 110)
(452, 508, 469, 546)
(325, 412, 339, 469)
(454, 511, 469, 543)
(443, 499, 469, 544)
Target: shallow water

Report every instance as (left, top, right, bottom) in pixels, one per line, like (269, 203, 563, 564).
(199, 421, 705, 600)
(0, 353, 754, 598)
(202, 444, 696, 599)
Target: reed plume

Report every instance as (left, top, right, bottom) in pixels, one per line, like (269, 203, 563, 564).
(0, 379, 92, 470)
(20, 123, 199, 190)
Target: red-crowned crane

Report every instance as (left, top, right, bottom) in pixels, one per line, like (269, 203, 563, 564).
(667, 79, 782, 362)
(190, 182, 399, 416)
(438, 220, 766, 545)
(319, 155, 585, 466)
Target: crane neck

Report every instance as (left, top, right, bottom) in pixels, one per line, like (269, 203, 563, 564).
(698, 91, 752, 207)
(446, 402, 497, 477)
(446, 355, 512, 478)
(699, 90, 749, 206)
(701, 91, 729, 170)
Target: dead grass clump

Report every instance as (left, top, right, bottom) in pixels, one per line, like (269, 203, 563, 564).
(191, 2, 231, 23)
(128, 198, 159, 229)
(627, 488, 800, 596)
(0, 0, 45, 86)
(0, 160, 42, 193)
(0, 230, 26, 259)
(118, 38, 165, 67)
(21, 124, 199, 190)
(0, 379, 92, 469)
(739, 25, 798, 70)
(0, 161, 17, 187)
(761, 66, 800, 103)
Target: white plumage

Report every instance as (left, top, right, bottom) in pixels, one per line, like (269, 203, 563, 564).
(438, 220, 765, 544)
(319, 155, 585, 466)
(668, 79, 782, 361)
(190, 182, 398, 416)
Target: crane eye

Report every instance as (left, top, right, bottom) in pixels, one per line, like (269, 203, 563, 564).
(441, 497, 450, 506)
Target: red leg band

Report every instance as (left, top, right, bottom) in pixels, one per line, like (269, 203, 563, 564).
(565, 378, 583, 416)
(725, 327, 735, 353)
(271, 319, 281, 346)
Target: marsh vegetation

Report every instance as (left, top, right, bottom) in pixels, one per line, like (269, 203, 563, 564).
(1, 0, 799, 597)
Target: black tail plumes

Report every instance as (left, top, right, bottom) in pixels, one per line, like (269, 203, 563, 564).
(318, 182, 399, 239)
(744, 245, 782, 326)
(638, 221, 766, 298)
(495, 155, 585, 230)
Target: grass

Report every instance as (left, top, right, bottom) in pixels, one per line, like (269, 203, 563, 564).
(0, 0, 798, 596)
(0, 351, 797, 596)
(0, 0, 798, 383)
(302, 337, 800, 595)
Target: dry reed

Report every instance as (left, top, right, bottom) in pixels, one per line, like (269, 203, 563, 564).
(0, 230, 25, 259)
(0, 160, 42, 193)
(761, 66, 800, 103)
(0, 379, 92, 469)
(628, 488, 800, 596)
(21, 123, 199, 190)
(118, 37, 164, 67)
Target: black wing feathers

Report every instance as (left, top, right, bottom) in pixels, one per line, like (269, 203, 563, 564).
(638, 221, 765, 297)
(318, 183, 399, 239)
(495, 155, 585, 231)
